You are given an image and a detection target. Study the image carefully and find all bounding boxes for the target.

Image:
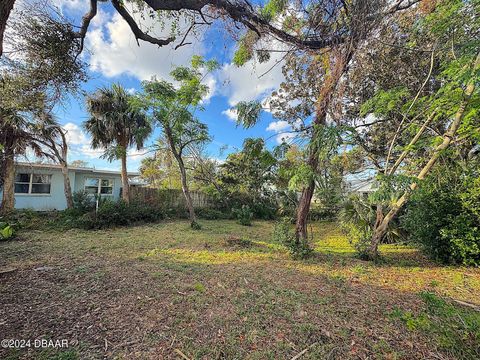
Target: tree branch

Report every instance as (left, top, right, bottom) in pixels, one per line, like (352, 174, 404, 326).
(111, 0, 174, 47)
(74, 0, 98, 54)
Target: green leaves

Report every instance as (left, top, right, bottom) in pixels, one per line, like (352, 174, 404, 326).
(260, 0, 288, 21)
(232, 31, 259, 66)
(0, 224, 14, 240)
(288, 163, 314, 191)
(360, 87, 410, 118)
(84, 83, 152, 158)
(234, 101, 263, 128)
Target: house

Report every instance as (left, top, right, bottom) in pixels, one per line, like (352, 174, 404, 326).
(346, 178, 377, 197)
(0, 162, 141, 211)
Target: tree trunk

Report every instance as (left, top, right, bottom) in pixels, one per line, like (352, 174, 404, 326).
(120, 149, 130, 203)
(294, 49, 352, 241)
(178, 157, 197, 225)
(368, 51, 480, 259)
(164, 126, 197, 225)
(61, 161, 74, 209)
(295, 180, 316, 240)
(0, 153, 15, 214)
(0, 0, 15, 57)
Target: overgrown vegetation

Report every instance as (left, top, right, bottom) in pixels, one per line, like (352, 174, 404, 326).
(232, 205, 253, 226)
(272, 217, 312, 259)
(2, 220, 478, 359)
(390, 292, 480, 359)
(401, 163, 480, 266)
(0, 220, 14, 240)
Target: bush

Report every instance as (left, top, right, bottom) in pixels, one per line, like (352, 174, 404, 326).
(224, 235, 252, 248)
(272, 217, 312, 259)
(78, 200, 166, 229)
(0, 222, 15, 240)
(339, 194, 405, 259)
(250, 201, 277, 220)
(338, 194, 375, 259)
(401, 165, 480, 266)
(232, 205, 253, 226)
(73, 190, 95, 213)
(196, 208, 232, 220)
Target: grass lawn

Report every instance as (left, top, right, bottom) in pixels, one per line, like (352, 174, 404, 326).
(1, 220, 479, 359)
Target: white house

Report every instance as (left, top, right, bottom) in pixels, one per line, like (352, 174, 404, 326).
(0, 162, 141, 211)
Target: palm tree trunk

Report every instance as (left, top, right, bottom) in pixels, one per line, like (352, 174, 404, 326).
(120, 148, 130, 203)
(368, 51, 480, 259)
(1, 153, 15, 214)
(0, 0, 15, 57)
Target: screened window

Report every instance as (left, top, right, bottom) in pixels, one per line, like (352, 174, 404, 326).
(84, 178, 113, 195)
(14, 173, 52, 194)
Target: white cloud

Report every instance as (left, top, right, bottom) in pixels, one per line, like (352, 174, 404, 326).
(266, 120, 289, 132)
(221, 108, 238, 122)
(62, 122, 104, 159)
(201, 74, 217, 104)
(275, 132, 296, 145)
(127, 148, 150, 160)
(218, 40, 286, 106)
(51, 0, 88, 12)
(78, 145, 104, 158)
(266, 119, 303, 144)
(86, 9, 205, 82)
(63, 122, 89, 146)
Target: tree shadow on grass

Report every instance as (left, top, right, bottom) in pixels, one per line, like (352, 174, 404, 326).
(1, 251, 479, 360)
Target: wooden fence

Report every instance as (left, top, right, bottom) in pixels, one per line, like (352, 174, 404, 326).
(130, 187, 213, 208)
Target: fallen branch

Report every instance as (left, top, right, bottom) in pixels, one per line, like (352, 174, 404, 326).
(174, 348, 191, 360)
(453, 299, 480, 312)
(0, 267, 17, 275)
(290, 342, 318, 360)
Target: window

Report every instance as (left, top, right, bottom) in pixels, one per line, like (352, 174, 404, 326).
(84, 178, 113, 195)
(14, 173, 52, 195)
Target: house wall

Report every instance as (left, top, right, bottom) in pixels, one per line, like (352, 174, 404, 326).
(0, 166, 75, 211)
(0, 167, 124, 211)
(73, 172, 123, 201)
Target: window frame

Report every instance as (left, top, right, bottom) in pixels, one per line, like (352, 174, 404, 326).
(84, 177, 114, 196)
(14, 173, 52, 196)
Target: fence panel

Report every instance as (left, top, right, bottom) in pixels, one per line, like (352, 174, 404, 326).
(130, 187, 213, 208)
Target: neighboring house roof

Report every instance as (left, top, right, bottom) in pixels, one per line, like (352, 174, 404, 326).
(347, 178, 377, 193)
(15, 162, 140, 177)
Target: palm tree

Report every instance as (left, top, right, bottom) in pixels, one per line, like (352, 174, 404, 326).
(84, 84, 151, 203)
(0, 110, 57, 214)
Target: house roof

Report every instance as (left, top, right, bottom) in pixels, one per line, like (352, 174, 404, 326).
(348, 179, 377, 193)
(15, 162, 140, 177)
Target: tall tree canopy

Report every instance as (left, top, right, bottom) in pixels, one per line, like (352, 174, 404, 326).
(136, 56, 217, 227)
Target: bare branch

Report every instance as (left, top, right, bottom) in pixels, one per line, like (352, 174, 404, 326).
(74, 0, 97, 54)
(111, 0, 174, 47)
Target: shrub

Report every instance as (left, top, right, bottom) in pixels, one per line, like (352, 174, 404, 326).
(73, 190, 95, 213)
(401, 165, 480, 266)
(338, 194, 375, 259)
(224, 235, 252, 248)
(232, 205, 253, 226)
(0, 222, 15, 240)
(190, 220, 202, 230)
(196, 208, 232, 220)
(272, 217, 312, 259)
(250, 201, 277, 220)
(77, 200, 166, 229)
(339, 194, 404, 259)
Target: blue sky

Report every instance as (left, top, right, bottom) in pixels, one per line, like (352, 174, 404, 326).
(37, 0, 297, 171)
